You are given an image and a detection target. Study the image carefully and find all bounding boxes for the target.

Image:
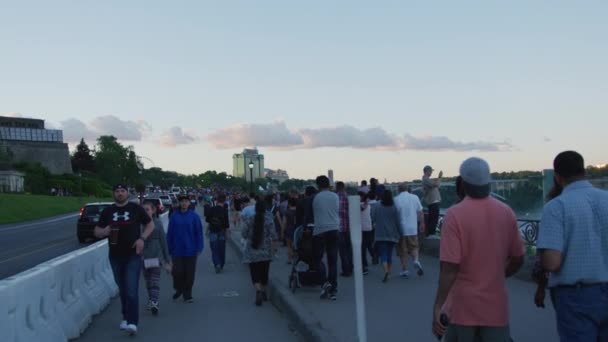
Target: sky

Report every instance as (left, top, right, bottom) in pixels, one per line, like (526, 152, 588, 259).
(1, 1, 607, 182)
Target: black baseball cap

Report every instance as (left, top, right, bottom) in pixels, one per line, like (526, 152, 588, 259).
(113, 183, 128, 191)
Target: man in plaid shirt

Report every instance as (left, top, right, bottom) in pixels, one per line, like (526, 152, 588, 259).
(336, 182, 353, 277)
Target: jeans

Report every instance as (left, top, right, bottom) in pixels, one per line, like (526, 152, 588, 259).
(338, 232, 353, 274)
(426, 203, 440, 236)
(361, 231, 374, 268)
(313, 230, 339, 292)
(376, 241, 395, 265)
(172, 256, 198, 299)
(209, 231, 226, 268)
(550, 283, 608, 341)
(110, 255, 142, 325)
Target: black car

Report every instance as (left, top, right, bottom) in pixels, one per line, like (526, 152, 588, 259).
(77, 202, 113, 243)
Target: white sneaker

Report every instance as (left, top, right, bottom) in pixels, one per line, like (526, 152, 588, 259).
(126, 324, 138, 335)
(119, 320, 128, 330)
(414, 261, 424, 276)
(399, 270, 410, 278)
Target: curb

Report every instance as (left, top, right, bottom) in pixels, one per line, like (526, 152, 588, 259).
(227, 233, 338, 342)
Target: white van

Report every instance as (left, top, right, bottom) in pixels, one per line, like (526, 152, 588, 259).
(171, 187, 182, 195)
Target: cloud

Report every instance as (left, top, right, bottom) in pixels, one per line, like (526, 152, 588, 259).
(159, 126, 199, 147)
(402, 134, 513, 152)
(205, 121, 304, 149)
(90, 115, 144, 141)
(60, 118, 98, 142)
(204, 122, 513, 152)
(59, 115, 149, 143)
(299, 126, 400, 149)
(2, 112, 23, 117)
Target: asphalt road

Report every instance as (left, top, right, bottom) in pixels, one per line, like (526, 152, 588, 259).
(0, 212, 86, 279)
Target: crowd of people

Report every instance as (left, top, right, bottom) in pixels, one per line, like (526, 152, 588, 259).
(92, 150, 608, 342)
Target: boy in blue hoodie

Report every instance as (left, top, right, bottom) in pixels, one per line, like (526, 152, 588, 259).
(167, 194, 204, 303)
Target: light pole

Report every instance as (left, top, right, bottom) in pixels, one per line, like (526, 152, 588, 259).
(248, 161, 254, 193)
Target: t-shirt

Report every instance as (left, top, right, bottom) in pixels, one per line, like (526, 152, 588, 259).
(98, 202, 152, 257)
(312, 190, 339, 236)
(440, 196, 523, 327)
(394, 192, 423, 236)
(206, 205, 229, 233)
(241, 204, 255, 220)
(361, 202, 373, 232)
(422, 175, 441, 205)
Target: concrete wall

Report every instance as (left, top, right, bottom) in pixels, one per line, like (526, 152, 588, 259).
(2, 140, 72, 175)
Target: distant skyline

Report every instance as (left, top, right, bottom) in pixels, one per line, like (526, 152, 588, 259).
(2, 1, 607, 182)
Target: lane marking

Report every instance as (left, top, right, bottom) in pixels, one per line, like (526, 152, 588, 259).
(0, 238, 78, 265)
(0, 213, 79, 232)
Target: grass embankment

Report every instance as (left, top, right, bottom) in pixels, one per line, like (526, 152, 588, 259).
(0, 194, 112, 225)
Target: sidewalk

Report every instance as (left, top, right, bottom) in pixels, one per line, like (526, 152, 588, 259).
(229, 224, 559, 342)
(77, 215, 298, 341)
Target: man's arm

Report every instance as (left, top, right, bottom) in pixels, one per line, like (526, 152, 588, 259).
(417, 210, 425, 233)
(433, 261, 460, 312)
(505, 255, 524, 277)
(541, 250, 563, 272)
(94, 225, 110, 239)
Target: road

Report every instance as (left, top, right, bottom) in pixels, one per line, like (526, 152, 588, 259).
(0, 212, 84, 279)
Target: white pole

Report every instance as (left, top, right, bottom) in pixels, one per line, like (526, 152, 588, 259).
(348, 196, 367, 342)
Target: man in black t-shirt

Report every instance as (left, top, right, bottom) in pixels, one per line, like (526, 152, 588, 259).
(95, 184, 155, 336)
(205, 193, 230, 273)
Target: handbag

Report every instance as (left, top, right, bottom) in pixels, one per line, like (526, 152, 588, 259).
(143, 257, 160, 269)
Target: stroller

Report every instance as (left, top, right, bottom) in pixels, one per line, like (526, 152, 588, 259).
(288, 224, 327, 293)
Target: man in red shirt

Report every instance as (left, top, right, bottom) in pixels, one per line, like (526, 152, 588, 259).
(432, 157, 524, 341)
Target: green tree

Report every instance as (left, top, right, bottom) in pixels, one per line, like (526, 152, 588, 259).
(94, 136, 142, 186)
(71, 138, 95, 173)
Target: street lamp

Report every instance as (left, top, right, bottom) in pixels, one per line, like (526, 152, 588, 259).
(248, 161, 254, 193)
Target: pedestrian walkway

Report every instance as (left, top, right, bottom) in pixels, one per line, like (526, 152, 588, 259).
(77, 223, 298, 341)
(230, 224, 559, 342)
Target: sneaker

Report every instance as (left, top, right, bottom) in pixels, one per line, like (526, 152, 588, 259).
(362, 268, 369, 275)
(215, 266, 221, 274)
(150, 301, 159, 316)
(172, 292, 182, 300)
(184, 297, 194, 303)
(145, 300, 152, 311)
(119, 320, 128, 330)
(126, 324, 137, 336)
(414, 261, 424, 276)
(382, 272, 390, 283)
(262, 291, 268, 302)
(329, 291, 337, 301)
(320, 282, 332, 299)
(399, 270, 410, 278)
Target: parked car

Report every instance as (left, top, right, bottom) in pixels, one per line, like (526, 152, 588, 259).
(158, 194, 172, 207)
(77, 202, 113, 243)
(144, 198, 165, 214)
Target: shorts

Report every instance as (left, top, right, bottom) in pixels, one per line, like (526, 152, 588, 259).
(397, 236, 418, 256)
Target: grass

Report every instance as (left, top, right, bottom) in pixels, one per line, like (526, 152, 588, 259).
(0, 193, 112, 225)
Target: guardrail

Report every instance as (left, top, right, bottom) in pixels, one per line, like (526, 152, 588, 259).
(0, 211, 169, 342)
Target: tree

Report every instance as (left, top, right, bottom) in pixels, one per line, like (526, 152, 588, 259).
(94, 136, 139, 186)
(71, 138, 95, 173)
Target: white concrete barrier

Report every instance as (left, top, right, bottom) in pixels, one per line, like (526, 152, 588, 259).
(0, 211, 169, 342)
(0, 239, 117, 342)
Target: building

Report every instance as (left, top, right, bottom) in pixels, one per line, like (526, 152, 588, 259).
(265, 168, 290, 183)
(0, 116, 72, 175)
(328, 169, 334, 186)
(233, 148, 265, 181)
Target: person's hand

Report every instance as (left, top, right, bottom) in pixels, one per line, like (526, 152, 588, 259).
(438, 171, 444, 178)
(419, 223, 426, 234)
(164, 262, 173, 274)
(132, 238, 144, 255)
(534, 287, 546, 308)
(432, 306, 447, 339)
